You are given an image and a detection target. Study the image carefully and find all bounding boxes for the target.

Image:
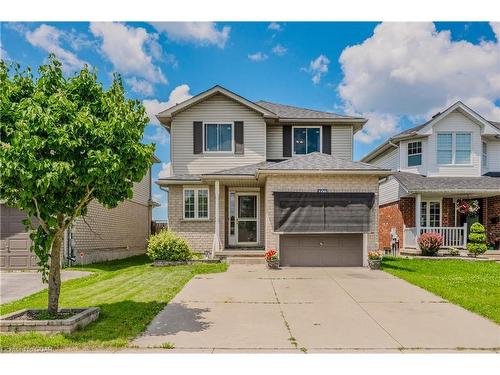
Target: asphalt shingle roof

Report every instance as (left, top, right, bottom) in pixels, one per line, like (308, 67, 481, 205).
(393, 172, 500, 193)
(204, 161, 277, 176)
(260, 152, 387, 171)
(158, 174, 201, 181)
(256, 101, 364, 120)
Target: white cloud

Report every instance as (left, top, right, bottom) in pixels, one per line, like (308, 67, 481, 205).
(158, 162, 172, 178)
(145, 126, 169, 145)
(152, 193, 163, 202)
(272, 44, 287, 56)
(25, 24, 89, 72)
(268, 22, 282, 31)
(90, 22, 166, 84)
(339, 22, 500, 144)
(151, 22, 230, 49)
(304, 54, 330, 84)
(248, 52, 268, 62)
(143, 84, 193, 126)
(125, 77, 154, 96)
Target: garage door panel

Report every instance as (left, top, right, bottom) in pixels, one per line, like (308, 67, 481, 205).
(280, 234, 363, 267)
(8, 255, 29, 268)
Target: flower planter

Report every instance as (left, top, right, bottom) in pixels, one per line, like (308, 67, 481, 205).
(266, 259, 280, 269)
(368, 259, 381, 270)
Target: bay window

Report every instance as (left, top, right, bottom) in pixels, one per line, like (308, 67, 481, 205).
(184, 188, 209, 219)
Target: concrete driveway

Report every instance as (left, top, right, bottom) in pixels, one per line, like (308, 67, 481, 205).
(0, 270, 91, 304)
(132, 265, 500, 353)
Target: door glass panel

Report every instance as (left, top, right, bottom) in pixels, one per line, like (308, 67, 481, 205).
(307, 128, 320, 153)
(238, 221, 257, 243)
(238, 196, 256, 218)
(229, 192, 235, 236)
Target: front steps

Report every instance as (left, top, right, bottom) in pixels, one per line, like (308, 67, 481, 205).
(216, 248, 266, 265)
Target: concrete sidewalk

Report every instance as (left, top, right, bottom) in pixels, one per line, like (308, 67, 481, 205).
(1, 270, 91, 304)
(132, 265, 500, 352)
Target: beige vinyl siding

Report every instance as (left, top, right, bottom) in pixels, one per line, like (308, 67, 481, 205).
(266, 124, 354, 160)
(131, 169, 151, 205)
(370, 147, 399, 171)
(487, 140, 500, 172)
(171, 94, 267, 175)
(331, 125, 353, 159)
(378, 176, 401, 205)
(266, 125, 283, 159)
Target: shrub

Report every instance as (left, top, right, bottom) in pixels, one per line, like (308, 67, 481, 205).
(146, 230, 192, 261)
(417, 232, 442, 256)
(467, 223, 487, 257)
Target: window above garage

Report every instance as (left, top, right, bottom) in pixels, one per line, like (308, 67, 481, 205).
(274, 192, 374, 233)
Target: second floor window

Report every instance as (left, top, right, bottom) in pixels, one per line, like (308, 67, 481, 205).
(407, 141, 422, 167)
(204, 123, 233, 152)
(437, 132, 471, 165)
(293, 127, 321, 155)
(482, 142, 487, 167)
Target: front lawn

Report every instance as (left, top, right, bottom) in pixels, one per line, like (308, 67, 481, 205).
(382, 257, 500, 323)
(0, 255, 227, 351)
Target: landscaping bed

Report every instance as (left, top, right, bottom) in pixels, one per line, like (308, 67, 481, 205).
(0, 255, 227, 351)
(382, 256, 500, 323)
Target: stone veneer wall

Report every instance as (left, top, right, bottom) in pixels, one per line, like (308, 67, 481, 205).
(264, 174, 380, 253)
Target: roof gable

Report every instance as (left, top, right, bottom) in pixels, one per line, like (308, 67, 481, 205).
(417, 101, 500, 136)
(156, 85, 278, 125)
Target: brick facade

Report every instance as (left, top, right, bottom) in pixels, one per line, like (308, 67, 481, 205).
(264, 174, 380, 253)
(441, 198, 455, 227)
(486, 195, 500, 248)
(379, 197, 416, 250)
(70, 170, 152, 265)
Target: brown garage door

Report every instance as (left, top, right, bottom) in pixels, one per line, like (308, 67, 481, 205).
(0, 204, 38, 270)
(279, 234, 363, 267)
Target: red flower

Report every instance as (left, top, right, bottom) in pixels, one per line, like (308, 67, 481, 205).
(265, 249, 278, 260)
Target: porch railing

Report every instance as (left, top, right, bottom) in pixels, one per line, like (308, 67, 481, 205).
(403, 224, 468, 249)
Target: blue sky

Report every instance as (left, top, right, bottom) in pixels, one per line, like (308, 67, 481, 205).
(1, 21, 499, 220)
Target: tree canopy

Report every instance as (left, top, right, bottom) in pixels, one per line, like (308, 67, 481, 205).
(0, 55, 154, 313)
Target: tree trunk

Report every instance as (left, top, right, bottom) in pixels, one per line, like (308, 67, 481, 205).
(47, 231, 63, 316)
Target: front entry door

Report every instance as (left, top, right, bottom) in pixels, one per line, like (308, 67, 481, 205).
(236, 193, 258, 245)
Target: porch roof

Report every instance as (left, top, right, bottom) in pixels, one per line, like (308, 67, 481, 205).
(394, 171, 500, 194)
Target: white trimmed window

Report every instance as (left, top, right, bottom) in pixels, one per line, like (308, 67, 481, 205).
(420, 201, 441, 227)
(437, 132, 472, 165)
(407, 141, 422, 167)
(183, 188, 209, 219)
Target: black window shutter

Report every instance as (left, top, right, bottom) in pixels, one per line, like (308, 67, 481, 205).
(193, 121, 203, 154)
(234, 121, 244, 154)
(282, 125, 292, 157)
(322, 125, 331, 154)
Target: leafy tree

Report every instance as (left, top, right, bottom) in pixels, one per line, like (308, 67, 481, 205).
(467, 223, 488, 257)
(0, 55, 154, 315)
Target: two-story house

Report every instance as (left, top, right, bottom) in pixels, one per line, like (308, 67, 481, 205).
(156, 86, 390, 266)
(361, 101, 500, 253)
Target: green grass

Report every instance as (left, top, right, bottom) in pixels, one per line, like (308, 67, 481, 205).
(382, 256, 500, 323)
(0, 255, 227, 351)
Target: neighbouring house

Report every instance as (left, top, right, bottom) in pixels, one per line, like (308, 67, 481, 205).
(0, 156, 160, 269)
(361, 101, 500, 254)
(156, 85, 391, 267)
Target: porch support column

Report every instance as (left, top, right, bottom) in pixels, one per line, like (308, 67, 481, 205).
(211, 180, 222, 258)
(362, 233, 368, 267)
(415, 193, 422, 237)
